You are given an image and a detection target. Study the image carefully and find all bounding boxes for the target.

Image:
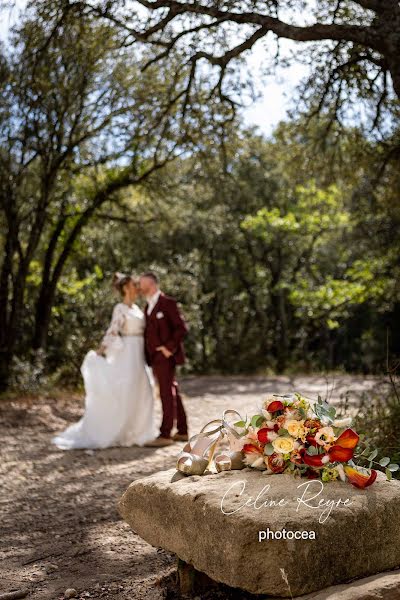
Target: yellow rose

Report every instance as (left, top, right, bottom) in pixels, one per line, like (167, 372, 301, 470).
(286, 419, 305, 440)
(272, 436, 295, 454)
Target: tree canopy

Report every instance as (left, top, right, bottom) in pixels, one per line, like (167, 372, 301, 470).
(36, 0, 400, 135)
(0, 0, 399, 392)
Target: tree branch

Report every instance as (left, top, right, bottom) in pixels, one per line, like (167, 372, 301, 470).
(134, 0, 380, 50)
(352, 0, 386, 12)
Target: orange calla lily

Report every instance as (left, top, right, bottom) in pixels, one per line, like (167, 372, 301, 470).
(328, 445, 355, 462)
(301, 439, 357, 467)
(344, 465, 378, 489)
(300, 448, 328, 468)
(335, 428, 359, 449)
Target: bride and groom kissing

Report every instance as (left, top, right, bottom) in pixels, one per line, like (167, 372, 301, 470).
(53, 272, 189, 450)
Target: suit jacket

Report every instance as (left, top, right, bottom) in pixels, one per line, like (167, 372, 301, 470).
(144, 293, 188, 366)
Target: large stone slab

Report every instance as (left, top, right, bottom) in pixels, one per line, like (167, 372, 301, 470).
(300, 569, 400, 599)
(119, 468, 400, 597)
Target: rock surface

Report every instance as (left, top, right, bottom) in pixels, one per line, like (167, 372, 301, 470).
(299, 569, 400, 599)
(119, 468, 400, 597)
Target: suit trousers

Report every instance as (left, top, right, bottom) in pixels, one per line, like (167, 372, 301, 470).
(152, 354, 188, 438)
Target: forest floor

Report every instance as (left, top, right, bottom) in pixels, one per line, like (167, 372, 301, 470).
(0, 374, 379, 600)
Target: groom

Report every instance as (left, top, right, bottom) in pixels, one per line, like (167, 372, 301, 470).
(140, 272, 189, 447)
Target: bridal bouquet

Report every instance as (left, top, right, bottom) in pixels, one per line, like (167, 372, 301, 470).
(237, 393, 399, 489)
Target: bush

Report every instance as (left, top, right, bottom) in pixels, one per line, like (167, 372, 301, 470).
(8, 350, 49, 396)
(349, 370, 400, 478)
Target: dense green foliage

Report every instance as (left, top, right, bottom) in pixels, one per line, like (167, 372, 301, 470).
(8, 122, 398, 389)
(1, 2, 399, 391)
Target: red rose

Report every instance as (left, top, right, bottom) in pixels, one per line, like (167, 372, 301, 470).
(257, 428, 274, 444)
(267, 400, 284, 412)
(267, 453, 286, 474)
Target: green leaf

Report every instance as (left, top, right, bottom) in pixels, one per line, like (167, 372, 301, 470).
(327, 406, 336, 419)
(234, 420, 247, 428)
(307, 446, 318, 456)
(264, 443, 275, 456)
(278, 428, 289, 436)
(388, 464, 400, 472)
(386, 468, 392, 481)
(251, 415, 264, 428)
(379, 457, 390, 467)
(94, 264, 103, 279)
(368, 449, 378, 461)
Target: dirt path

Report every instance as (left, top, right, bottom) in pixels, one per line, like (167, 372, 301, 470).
(0, 375, 378, 600)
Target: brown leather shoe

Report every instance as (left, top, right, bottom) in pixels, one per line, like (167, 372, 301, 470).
(172, 432, 189, 442)
(144, 436, 174, 447)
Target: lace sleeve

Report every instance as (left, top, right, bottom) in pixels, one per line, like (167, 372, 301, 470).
(102, 304, 125, 357)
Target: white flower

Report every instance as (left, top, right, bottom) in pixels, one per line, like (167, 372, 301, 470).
(262, 409, 272, 420)
(315, 426, 336, 446)
(333, 417, 352, 428)
(250, 456, 266, 469)
(243, 447, 265, 468)
(262, 395, 282, 411)
(243, 426, 259, 443)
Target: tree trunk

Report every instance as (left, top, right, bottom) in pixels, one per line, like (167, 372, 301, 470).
(0, 349, 13, 392)
(269, 247, 289, 372)
(270, 289, 289, 372)
(31, 168, 157, 353)
(0, 229, 16, 391)
(32, 290, 53, 351)
(31, 216, 67, 351)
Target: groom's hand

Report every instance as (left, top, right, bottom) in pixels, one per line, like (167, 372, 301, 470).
(156, 345, 173, 358)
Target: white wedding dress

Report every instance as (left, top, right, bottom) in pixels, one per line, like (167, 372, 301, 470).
(53, 303, 156, 449)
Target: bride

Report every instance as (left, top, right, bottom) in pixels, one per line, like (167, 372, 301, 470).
(52, 272, 156, 449)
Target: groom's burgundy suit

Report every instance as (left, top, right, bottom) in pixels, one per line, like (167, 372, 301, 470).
(144, 293, 188, 438)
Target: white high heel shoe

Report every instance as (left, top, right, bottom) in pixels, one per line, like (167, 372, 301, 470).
(214, 409, 245, 473)
(176, 420, 224, 476)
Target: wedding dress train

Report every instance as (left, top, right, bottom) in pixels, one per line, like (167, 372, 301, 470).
(53, 303, 156, 449)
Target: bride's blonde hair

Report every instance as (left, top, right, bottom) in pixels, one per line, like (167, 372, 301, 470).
(112, 272, 133, 297)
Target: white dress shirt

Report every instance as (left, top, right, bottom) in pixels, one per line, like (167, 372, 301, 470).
(146, 290, 161, 315)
